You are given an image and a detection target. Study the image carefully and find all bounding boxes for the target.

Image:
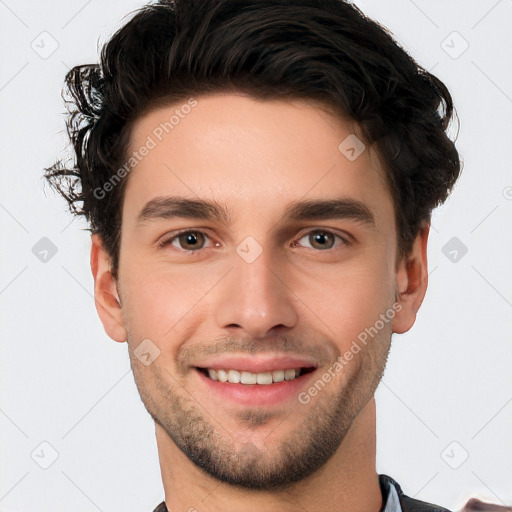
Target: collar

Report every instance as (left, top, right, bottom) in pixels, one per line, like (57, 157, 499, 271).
(380, 474, 403, 512)
(154, 474, 403, 512)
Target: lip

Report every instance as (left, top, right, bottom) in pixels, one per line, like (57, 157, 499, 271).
(194, 355, 318, 374)
(194, 364, 318, 407)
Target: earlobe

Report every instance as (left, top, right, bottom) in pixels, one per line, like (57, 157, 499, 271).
(391, 224, 430, 334)
(90, 234, 127, 343)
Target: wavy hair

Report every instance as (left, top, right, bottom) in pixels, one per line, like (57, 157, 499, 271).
(44, 0, 462, 279)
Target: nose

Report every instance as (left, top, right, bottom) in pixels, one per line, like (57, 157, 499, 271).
(214, 247, 298, 339)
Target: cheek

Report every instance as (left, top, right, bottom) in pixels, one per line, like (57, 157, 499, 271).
(295, 256, 395, 344)
(120, 262, 213, 342)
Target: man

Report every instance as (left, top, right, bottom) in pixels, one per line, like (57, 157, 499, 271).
(45, 1, 463, 510)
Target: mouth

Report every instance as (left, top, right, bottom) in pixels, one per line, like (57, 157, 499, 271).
(192, 355, 321, 407)
(196, 366, 316, 385)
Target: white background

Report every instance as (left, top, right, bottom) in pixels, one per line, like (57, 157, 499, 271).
(1, 0, 511, 511)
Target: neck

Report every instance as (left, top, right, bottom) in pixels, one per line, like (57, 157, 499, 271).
(155, 397, 383, 512)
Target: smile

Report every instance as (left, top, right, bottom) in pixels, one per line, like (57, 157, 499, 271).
(197, 367, 316, 385)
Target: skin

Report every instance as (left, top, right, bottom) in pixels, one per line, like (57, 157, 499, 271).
(91, 93, 429, 512)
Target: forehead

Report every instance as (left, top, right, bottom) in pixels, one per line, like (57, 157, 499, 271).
(122, 93, 393, 229)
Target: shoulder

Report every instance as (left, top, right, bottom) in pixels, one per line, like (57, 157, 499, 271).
(400, 494, 452, 512)
(379, 474, 452, 512)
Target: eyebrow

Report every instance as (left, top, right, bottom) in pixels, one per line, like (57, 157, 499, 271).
(136, 195, 376, 229)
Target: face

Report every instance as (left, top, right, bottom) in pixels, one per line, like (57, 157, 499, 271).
(92, 93, 427, 489)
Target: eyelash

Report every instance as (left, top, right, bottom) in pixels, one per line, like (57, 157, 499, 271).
(157, 229, 351, 254)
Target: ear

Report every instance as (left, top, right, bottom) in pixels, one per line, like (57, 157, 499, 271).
(90, 233, 127, 343)
(391, 223, 429, 334)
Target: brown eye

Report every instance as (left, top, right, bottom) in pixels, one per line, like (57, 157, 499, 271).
(292, 229, 349, 251)
(176, 231, 205, 250)
(308, 230, 335, 250)
(159, 230, 211, 252)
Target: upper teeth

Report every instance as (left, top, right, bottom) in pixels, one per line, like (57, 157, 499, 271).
(207, 368, 300, 385)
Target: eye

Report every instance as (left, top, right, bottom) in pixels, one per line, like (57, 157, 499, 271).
(158, 228, 350, 254)
(291, 229, 350, 251)
(158, 230, 216, 252)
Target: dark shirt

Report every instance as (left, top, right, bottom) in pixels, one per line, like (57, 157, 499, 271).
(151, 473, 451, 511)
